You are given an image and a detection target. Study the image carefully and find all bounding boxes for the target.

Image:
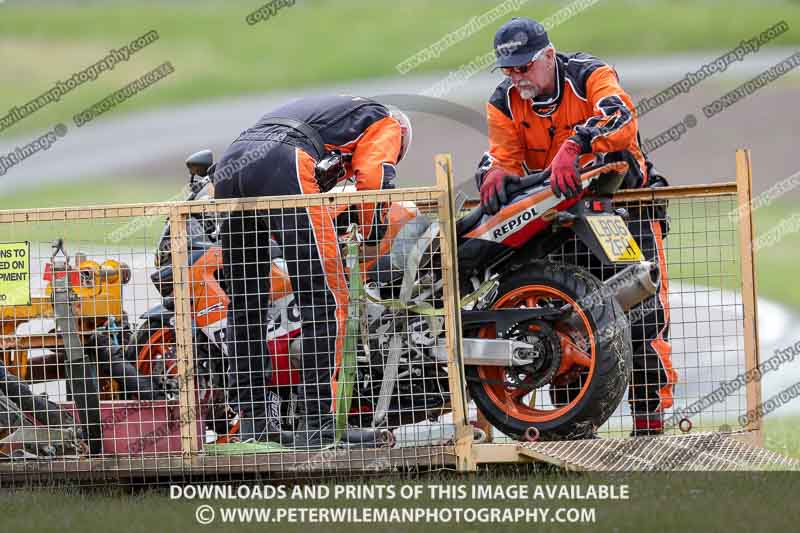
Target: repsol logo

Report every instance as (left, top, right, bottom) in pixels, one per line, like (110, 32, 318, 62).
(493, 207, 537, 240)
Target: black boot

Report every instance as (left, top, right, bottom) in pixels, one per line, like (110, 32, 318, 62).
(292, 412, 336, 450)
(292, 412, 388, 450)
(264, 390, 294, 447)
(238, 390, 294, 446)
(238, 418, 294, 446)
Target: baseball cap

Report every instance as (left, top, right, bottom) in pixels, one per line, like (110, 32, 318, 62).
(492, 17, 550, 70)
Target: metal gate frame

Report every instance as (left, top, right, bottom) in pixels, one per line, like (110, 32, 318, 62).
(464, 149, 764, 468)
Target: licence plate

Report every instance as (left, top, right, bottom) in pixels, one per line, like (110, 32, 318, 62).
(585, 215, 644, 262)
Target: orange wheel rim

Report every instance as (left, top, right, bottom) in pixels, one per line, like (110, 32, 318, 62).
(136, 326, 220, 413)
(476, 285, 596, 423)
(137, 327, 176, 377)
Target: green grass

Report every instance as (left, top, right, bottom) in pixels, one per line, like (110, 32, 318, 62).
(0, 177, 182, 245)
(664, 197, 742, 292)
(752, 201, 800, 308)
(1, 0, 799, 135)
(762, 415, 800, 459)
(664, 198, 800, 308)
(4, 467, 800, 532)
(0, 176, 180, 209)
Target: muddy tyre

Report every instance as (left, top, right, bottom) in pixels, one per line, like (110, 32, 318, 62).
(466, 261, 632, 440)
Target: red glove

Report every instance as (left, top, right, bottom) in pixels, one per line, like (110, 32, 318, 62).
(549, 140, 583, 199)
(480, 167, 520, 215)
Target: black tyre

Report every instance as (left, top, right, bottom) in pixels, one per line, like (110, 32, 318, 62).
(466, 261, 632, 440)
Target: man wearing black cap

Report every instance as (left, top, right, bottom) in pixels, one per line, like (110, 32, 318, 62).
(475, 17, 677, 437)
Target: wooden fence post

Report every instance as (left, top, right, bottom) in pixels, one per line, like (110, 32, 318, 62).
(736, 149, 763, 447)
(169, 208, 200, 461)
(435, 154, 476, 471)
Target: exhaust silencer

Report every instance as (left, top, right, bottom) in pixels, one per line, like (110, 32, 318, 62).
(604, 261, 660, 311)
(559, 261, 659, 334)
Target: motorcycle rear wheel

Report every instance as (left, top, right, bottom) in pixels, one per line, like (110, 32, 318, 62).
(466, 261, 632, 440)
(127, 318, 292, 438)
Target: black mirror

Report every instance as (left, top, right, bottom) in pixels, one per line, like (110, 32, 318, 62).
(185, 149, 214, 177)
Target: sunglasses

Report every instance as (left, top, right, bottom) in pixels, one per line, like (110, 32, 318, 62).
(499, 46, 551, 76)
(500, 62, 534, 76)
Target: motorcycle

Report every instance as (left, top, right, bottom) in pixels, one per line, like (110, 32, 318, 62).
(129, 150, 658, 442)
(455, 160, 654, 440)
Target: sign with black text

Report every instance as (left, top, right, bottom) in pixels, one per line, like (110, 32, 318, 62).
(0, 241, 31, 305)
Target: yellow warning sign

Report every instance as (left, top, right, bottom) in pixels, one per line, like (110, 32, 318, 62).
(0, 241, 31, 306)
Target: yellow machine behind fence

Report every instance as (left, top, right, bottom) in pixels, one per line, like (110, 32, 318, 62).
(0, 254, 131, 392)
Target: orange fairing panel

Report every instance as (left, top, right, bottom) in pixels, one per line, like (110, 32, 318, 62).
(270, 262, 293, 300)
(189, 246, 229, 328)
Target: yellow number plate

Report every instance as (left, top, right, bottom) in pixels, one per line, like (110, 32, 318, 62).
(585, 215, 644, 262)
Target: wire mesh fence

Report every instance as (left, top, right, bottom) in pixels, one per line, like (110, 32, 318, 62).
(0, 156, 769, 485)
(0, 183, 473, 486)
(547, 190, 746, 437)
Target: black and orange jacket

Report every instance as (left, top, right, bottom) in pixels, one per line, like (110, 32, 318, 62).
(250, 95, 402, 238)
(482, 52, 648, 189)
